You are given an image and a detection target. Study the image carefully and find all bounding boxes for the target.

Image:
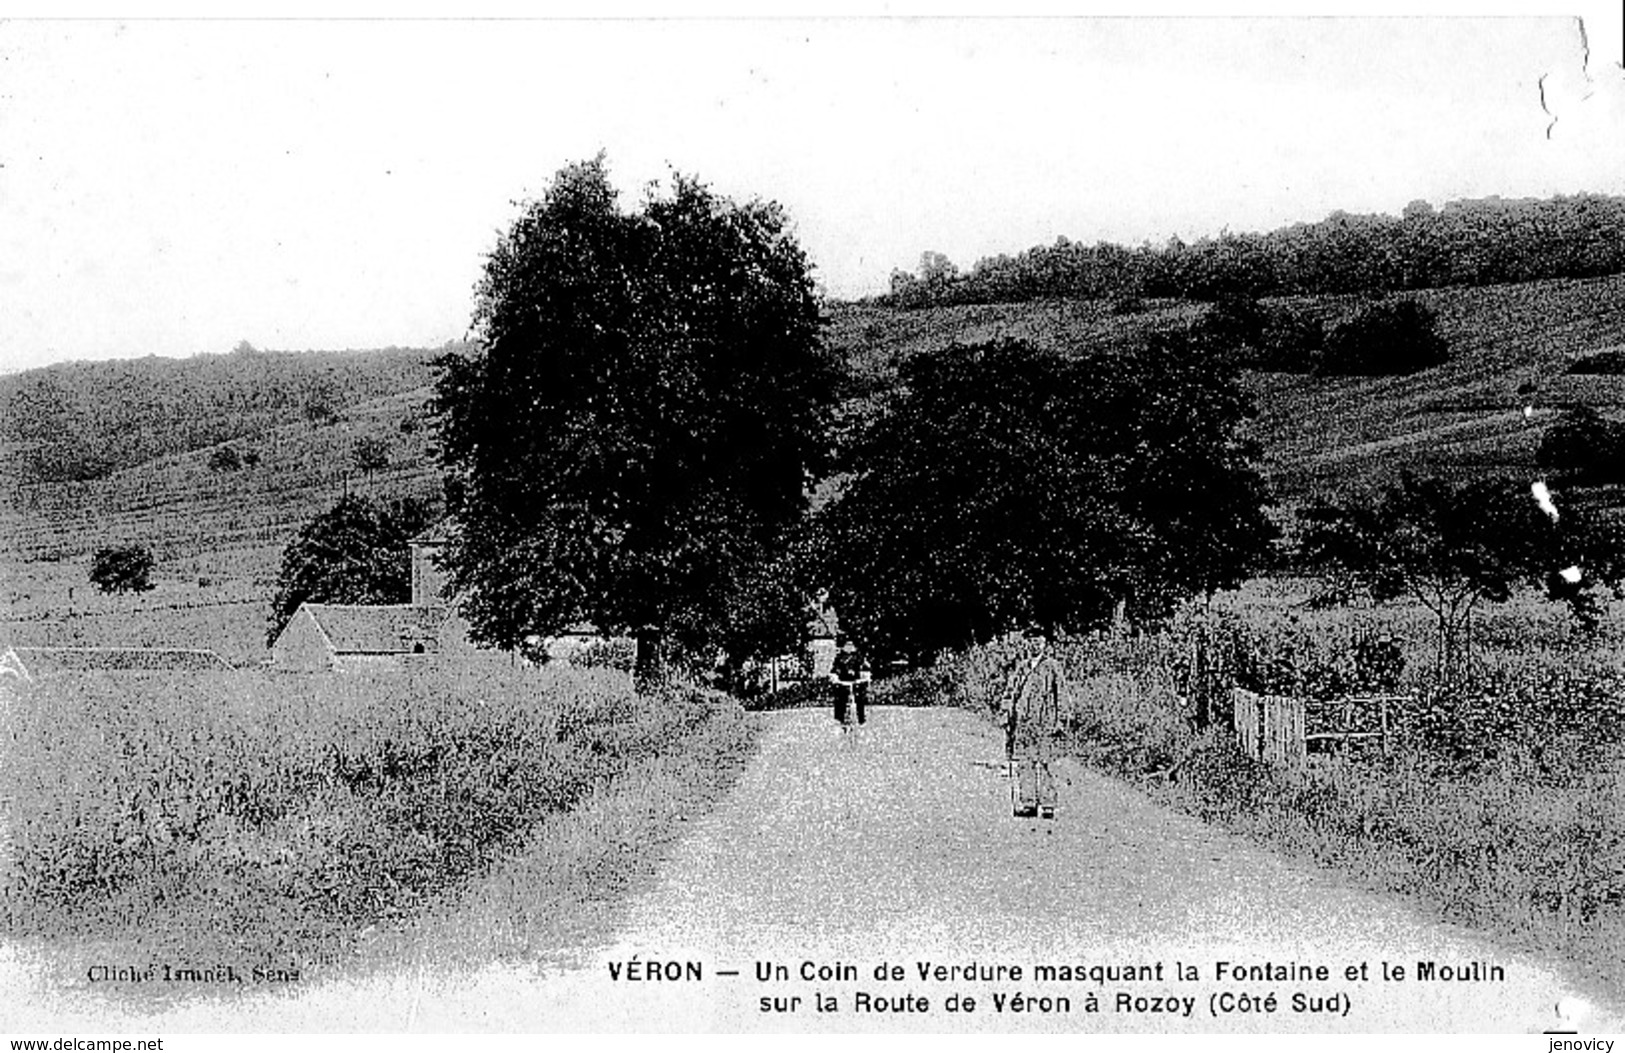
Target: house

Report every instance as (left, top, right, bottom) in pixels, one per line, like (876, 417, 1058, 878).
(2, 646, 232, 681)
(269, 603, 467, 673)
(269, 522, 478, 673)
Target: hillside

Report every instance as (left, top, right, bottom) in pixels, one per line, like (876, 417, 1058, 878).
(0, 381, 442, 664)
(828, 273, 1625, 503)
(0, 344, 455, 486)
(7, 274, 1625, 663)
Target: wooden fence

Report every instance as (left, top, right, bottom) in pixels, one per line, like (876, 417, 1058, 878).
(1232, 689, 1409, 772)
(1304, 694, 1404, 757)
(1230, 687, 1307, 772)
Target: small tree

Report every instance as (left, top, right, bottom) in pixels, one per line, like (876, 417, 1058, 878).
(1201, 295, 1322, 372)
(90, 544, 156, 594)
(352, 436, 390, 484)
(267, 494, 436, 643)
(1299, 473, 1556, 681)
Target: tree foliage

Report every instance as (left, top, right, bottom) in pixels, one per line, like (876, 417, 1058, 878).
(207, 445, 242, 472)
(432, 156, 840, 667)
(267, 494, 437, 644)
(352, 436, 391, 479)
(880, 193, 1625, 309)
(89, 544, 156, 594)
(1296, 472, 1613, 671)
(1314, 297, 1449, 376)
(818, 335, 1275, 659)
(1199, 294, 1324, 372)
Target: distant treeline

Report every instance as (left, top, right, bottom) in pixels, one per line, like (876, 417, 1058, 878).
(885, 193, 1625, 308)
(0, 344, 456, 484)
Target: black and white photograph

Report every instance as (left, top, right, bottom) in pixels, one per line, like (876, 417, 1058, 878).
(2, 10, 1625, 1040)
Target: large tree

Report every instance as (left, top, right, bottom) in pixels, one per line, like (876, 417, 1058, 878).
(432, 156, 839, 678)
(818, 336, 1275, 660)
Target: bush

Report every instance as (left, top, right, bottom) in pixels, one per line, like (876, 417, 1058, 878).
(1316, 297, 1449, 375)
(89, 543, 155, 593)
(207, 446, 242, 472)
(1200, 296, 1322, 372)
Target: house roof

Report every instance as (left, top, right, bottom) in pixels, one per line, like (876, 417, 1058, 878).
(6, 646, 232, 677)
(300, 604, 446, 654)
(408, 521, 450, 546)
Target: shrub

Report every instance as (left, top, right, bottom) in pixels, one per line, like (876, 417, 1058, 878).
(207, 445, 242, 472)
(1200, 295, 1322, 372)
(89, 544, 155, 593)
(1315, 297, 1449, 375)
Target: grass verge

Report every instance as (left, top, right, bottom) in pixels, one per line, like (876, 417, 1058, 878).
(0, 662, 755, 987)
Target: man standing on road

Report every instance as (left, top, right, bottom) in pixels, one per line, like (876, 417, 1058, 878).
(830, 635, 870, 730)
(1006, 631, 1063, 819)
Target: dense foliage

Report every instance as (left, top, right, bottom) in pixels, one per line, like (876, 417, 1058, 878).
(433, 156, 840, 671)
(266, 494, 437, 643)
(1314, 297, 1449, 376)
(818, 336, 1275, 659)
(89, 543, 156, 594)
(885, 193, 1625, 308)
(1196, 294, 1325, 372)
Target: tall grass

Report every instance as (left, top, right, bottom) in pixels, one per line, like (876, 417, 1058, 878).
(0, 663, 746, 967)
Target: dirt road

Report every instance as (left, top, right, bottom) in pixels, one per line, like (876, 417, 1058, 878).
(3, 706, 1619, 1033)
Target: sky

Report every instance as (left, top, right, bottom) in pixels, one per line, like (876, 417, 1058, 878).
(1, 12, 1623, 372)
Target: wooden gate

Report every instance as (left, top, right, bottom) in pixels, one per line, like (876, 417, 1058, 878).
(1230, 687, 1306, 773)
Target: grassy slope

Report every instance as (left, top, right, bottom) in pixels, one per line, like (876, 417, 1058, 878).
(1245, 274, 1625, 501)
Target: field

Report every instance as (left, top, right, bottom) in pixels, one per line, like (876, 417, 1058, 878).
(0, 662, 753, 975)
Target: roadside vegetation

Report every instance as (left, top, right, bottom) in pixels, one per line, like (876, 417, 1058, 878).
(0, 663, 751, 973)
(874, 600, 1625, 998)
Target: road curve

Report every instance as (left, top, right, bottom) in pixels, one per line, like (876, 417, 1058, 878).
(3, 706, 1619, 1033)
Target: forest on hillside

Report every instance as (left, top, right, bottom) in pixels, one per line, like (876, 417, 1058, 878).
(887, 193, 1625, 308)
(0, 343, 457, 485)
